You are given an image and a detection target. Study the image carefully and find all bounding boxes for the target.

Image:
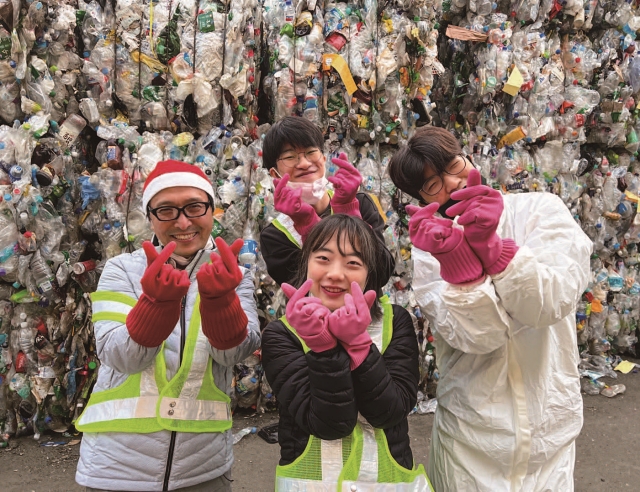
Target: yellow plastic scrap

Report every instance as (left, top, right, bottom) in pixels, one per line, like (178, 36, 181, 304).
(322, 54, 357, 95)
(624, 190, 640, 203)
(131, 51, 167, 73)
(497, 126, 527, 149)
(503, 66, 524, 96)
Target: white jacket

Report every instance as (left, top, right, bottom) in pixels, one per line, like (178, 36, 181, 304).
(412, 192, 592, 492)
(76, 245, 261, 491)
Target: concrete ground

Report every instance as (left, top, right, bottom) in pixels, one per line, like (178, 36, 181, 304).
(2, 367, 639, 491)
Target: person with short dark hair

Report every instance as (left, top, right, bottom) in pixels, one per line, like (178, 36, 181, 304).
(259, 116, 395, 286)
(388, 126, 592, 491)
(262, 214, 432, 491)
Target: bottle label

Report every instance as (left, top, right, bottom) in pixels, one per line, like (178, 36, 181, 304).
(0, 37, 10, 60)
(39, 280, 52, 292)
(59, 127, 78, 147)
(198, 12, 215, 33)
(608, 276, 624, 291)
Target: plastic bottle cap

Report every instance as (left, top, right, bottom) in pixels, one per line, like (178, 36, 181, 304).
(88, 361, 97, 370)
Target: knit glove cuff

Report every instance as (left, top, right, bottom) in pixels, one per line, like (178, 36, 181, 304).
(331, 199, 362, 219)
(341, 330, 373, 370)
(200, 292, 248, 350)
(294, 213, 321, 242)
(300, 328, 338, 353)
(486, 238, 519, 276)
(126, 294, 180, 347)
(433, 236, 485, 285)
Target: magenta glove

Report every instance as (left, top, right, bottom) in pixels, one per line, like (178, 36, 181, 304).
(328, 152, 362, 219)
(274, 174, 321, 241)
(447, 169, 518, 275)
(282, 280, 337, 353)
(406, 203, 485, 285)
(327, 282, 377, 370)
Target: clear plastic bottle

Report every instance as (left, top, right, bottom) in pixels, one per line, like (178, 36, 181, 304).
(30, 250, 60, 301)
(233, 426, 257, 444)
(57, 114, 87, 148)
(605, 308, 621, 337)
(238, 221, 259, 269)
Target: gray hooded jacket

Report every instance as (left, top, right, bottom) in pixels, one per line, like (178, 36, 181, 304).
(76, 244, 261, 491)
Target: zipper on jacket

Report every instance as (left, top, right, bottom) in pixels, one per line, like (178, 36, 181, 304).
(162, 252, 203, 491)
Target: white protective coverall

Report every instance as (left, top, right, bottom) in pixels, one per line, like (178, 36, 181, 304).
(412, 192, 592, 492)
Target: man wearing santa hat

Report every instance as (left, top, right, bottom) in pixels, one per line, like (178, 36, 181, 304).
(75, 160, 260, 491)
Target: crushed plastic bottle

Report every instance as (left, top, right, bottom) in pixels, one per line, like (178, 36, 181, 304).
(233, 426, 257, 444)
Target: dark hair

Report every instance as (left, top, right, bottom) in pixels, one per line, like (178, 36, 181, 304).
(291, 214, 384, 320)
(262, 116, 325, 170)
(388, 126, 462, 201)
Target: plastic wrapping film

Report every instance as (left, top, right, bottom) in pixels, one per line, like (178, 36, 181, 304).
(4, 0, 640, 443)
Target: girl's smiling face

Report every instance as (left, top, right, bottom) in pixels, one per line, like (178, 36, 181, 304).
(306, 232, 368, 312)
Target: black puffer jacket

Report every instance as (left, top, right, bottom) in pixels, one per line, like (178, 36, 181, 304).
(262, 304, 419, 469)
(259, 192, 395, 286)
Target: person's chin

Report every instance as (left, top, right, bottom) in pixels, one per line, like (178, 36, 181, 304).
(320, 296, 344, 312)
(171, 234, 206, 256)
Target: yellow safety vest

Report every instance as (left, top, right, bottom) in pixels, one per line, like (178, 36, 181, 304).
(75, 291, 232, 434)
(277, 296, 433, 491)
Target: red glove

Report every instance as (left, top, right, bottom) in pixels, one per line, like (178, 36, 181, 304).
(273, 174, 321, 241)
(327, 282, 377, 370)
(127, 241, 191, 347)
(282, 279, 337, 353)
(197, 237, 248, 350)
(406, 203, 485, 285)
(328, 152, 362, 218)
(447, 169, 518, 275)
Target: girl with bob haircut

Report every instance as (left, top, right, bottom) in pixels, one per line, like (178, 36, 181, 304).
(262, 214, 433, 491)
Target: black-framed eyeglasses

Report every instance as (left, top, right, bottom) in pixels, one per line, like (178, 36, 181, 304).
(148, 201, 212, 221)
(277, 148, 323, 168)
(420, 155, 469, 196)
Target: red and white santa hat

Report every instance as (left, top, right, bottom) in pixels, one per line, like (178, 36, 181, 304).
(142, 160, 215, 212)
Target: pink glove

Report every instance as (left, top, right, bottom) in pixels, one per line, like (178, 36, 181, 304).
(282, 279, 337, 353)
(406, 203, 485, 285)
(328, 152, 362, 218)
(274, 174, 321, 241)
(447, 169, 518, 275)
(327, 282, 377, 370)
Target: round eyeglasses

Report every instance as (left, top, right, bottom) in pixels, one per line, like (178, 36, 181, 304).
(277, 148, 323, 168)
(420, 155, 469, 196)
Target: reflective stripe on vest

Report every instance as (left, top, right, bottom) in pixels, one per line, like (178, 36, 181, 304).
(75, 291, 232, 434)
(277, 297, 433, 491)
(272, 213, 303, 248)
